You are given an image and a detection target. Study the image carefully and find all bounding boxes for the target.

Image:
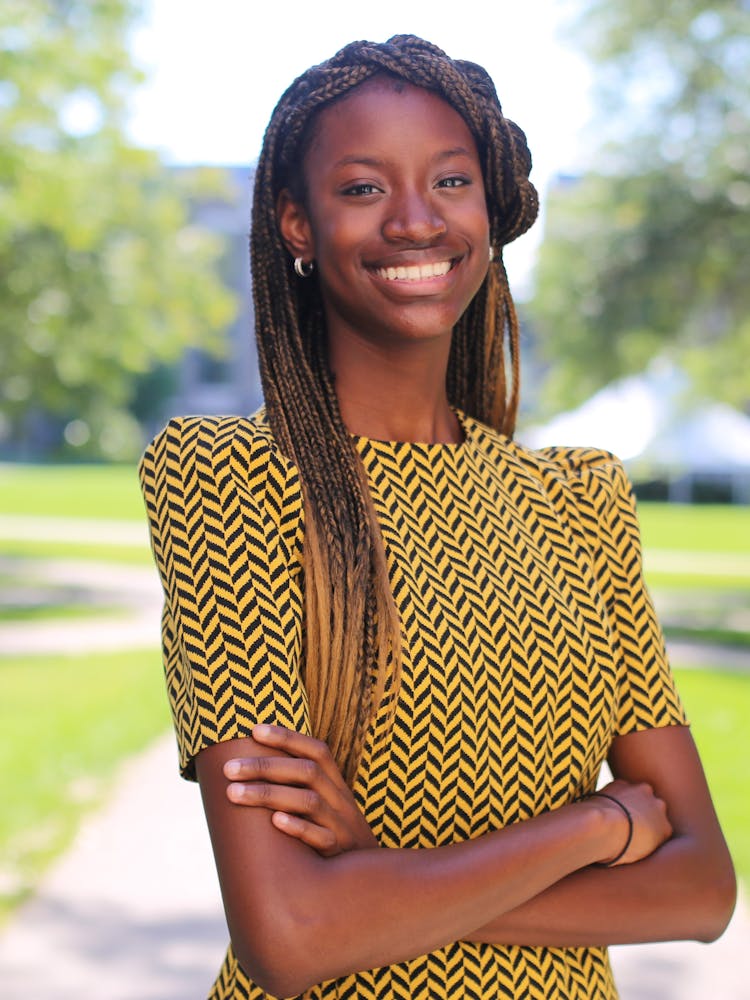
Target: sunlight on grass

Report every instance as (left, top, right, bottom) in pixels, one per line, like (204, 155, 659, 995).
(0, 464, 145, 521)
(0, 467, 747, 924)
(0, 603, 124, 623)
(638, 502, 750, 554)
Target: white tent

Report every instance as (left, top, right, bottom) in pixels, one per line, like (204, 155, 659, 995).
(638, 403, 750, 472)
(520, 364, 750, 502)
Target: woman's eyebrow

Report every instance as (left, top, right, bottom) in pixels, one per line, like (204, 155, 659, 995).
(332, 147, 475, 171)
(332, 154, 388, 170)
(433, 146, 475, 162)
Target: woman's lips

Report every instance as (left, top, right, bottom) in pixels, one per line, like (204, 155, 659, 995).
(372, 259, 457, 282)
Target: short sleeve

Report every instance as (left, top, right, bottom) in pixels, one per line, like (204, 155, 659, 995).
(537, 448, 688, 737)
(138, 415, 309, 779)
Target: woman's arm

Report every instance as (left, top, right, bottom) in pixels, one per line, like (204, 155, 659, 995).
(223, 724, 735, 955)
(466, 725, 736, 946)
(197, 734, 667, 998)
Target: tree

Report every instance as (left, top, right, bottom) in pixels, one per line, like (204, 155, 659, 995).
(529, 0, 750, 414)
(0, 0, 236, 459)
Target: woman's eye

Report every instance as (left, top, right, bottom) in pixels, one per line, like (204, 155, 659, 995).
(437, 176, 469, 189)
(342, 183, 381, 196)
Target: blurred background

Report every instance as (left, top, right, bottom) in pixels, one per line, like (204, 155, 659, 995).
(1, 1, 748, 997)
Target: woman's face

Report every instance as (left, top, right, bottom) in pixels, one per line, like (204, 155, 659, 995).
(279, 77, 490, 352)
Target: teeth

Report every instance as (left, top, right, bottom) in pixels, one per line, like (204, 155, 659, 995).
(376, 260, 453, 281)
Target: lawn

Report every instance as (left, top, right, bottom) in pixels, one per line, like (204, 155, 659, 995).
(0, 649, 169, 923)
(0, 538, 153, 566)
(0, 463, 145, 521)
(637, 501, 750, 554)
(0, 462, 152, 564)
(674, 668, 750, 887)
(0, 602, 123, 623)
(2, 465, 749, 544)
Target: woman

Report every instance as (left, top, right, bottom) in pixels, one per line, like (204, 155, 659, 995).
(140, 35, 735, 1000)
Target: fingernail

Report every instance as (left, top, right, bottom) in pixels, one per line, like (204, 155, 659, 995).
(253, 724, 272, 739)
(227, 783, 243, 799)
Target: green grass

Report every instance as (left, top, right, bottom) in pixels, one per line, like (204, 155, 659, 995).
(674, 668, 750, 886)
(0, 463, 145, 520)
(0, 470, 746, 920)
(0, 658, 745, 927)
(638, 502, 750, 554)
(1, 466, 747, 550)
(0, 539, 153, 566)
(647, 572, 750, 591)
(0, 649, 170, 922)
(0, 603, 122, 623)
(664, 626, 750, 649)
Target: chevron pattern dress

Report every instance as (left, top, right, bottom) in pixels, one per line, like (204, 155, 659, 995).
(139, 409, 687, 1000)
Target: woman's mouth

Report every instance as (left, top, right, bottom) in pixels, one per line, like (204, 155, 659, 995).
(373, 259, 456, 282)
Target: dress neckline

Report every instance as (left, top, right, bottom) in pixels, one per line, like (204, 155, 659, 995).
(350, 408, 477, 453)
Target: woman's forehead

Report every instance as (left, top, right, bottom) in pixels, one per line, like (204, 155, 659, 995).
(304, 77, 479, 167)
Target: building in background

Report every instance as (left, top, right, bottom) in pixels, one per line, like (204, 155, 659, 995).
(155, 165, 262, 428)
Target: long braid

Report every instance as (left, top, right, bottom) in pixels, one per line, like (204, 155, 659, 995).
(251, 35, 538, 783)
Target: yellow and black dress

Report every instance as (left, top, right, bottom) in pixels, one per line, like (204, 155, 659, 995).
(139, 409, 686, 1000)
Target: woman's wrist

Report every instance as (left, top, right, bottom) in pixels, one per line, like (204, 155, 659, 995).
(574, 794, 632, 866)
(589, 792, 633, 866)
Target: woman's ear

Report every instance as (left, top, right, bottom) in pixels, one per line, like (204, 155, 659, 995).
(277, 189, 315, 261)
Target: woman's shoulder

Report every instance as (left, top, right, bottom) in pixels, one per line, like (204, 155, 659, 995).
(141, 408, 288, 467)
(468, 416, 632, 515)
(138, 408, 302, 511)
(520, 439, 627, 484)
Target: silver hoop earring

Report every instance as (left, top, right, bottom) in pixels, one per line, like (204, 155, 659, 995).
(488, 245, 495, 263)
(293, 257, 315, 278)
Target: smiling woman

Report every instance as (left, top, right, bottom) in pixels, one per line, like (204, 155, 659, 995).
(138, 34, 735, 1000)
(276, 77, 492, 436)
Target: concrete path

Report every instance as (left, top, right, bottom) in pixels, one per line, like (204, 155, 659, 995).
(0, 556, 162, 655)
(1, 553, 746, 671)
(0, 736, 227, 1000)
(0, 515, 149, 547)
(0, 730, 748, 1000)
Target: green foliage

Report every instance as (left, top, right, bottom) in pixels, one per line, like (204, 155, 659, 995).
(0, 1, 236, 459)
(530, 0, 750, 412)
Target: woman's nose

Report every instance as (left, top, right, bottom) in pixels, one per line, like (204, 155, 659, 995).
(382, 189, 447, 244)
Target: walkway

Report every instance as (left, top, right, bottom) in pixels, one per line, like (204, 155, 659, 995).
(0, 556, 162, 655)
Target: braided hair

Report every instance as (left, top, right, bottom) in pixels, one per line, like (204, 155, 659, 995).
(251, 35, 538, 783)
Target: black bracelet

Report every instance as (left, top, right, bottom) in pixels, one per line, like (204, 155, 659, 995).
(590, 792, 634, 867)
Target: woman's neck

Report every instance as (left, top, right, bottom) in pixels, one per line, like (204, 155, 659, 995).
(330, 334, 461, 444)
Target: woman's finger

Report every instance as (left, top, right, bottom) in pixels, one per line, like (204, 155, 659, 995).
(223, 754, 323, 788)
(250, 725, 347, 788)
(226, 781, 328, 821)
(270, 812, 341, 857)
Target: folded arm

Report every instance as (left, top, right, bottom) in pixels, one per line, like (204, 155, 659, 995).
(221, 723, 735, 972)
(198, 732, 662, 998)
(467, 725, 736, 946)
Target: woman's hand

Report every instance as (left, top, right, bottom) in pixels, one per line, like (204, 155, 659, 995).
(223, 724, 378, 857)
(588, 777, 673, 866)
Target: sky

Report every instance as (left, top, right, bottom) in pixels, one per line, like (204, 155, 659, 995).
(126, 0, 595, 291)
